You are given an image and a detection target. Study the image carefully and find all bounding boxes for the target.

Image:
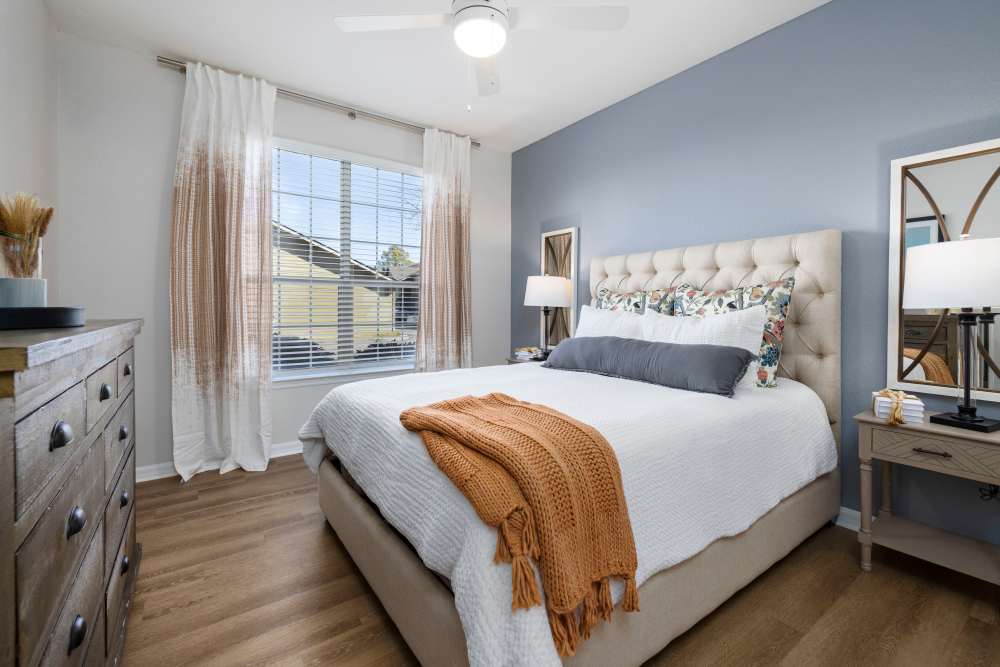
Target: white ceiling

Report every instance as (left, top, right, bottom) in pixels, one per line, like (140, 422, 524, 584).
(45, 0, 830, 151)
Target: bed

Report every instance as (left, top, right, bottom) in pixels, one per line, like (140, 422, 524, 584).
(300, 229, 842, 667)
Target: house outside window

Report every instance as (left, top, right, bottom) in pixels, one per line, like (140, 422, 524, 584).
(271, 140, 422, 378)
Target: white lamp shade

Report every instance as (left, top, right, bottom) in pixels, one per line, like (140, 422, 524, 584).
(903, 238, 1000, 309)
(524, 275, 572, 308)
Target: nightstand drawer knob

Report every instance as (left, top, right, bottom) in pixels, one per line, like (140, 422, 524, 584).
(912, 447, 952, 459)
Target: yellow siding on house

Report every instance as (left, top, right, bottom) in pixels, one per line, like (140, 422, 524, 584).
(272, 248, 405, 364)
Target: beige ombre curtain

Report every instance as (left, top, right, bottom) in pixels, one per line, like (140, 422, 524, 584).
(170, 63, 276, 481)
(416, 129, 472, 371)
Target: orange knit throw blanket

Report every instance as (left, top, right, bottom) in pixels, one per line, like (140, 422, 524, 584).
(399, 393, 639, 656)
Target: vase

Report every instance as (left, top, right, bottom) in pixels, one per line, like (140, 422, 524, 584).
(0, 277, 47, 307)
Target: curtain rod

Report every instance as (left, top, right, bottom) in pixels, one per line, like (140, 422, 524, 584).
(156, 56, 481, 149)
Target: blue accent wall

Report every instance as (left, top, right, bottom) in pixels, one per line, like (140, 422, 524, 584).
(510, 0, 1000, 542)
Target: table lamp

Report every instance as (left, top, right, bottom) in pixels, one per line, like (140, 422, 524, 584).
(524, 275, 572, 360)
(903, 237, 1000, 432)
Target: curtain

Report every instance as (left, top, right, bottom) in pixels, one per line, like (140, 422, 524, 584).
(416, 129, 472, 371)
(169, 63, 276, 481)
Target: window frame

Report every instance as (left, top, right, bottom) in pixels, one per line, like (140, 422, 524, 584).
(270, 137, 423, 384)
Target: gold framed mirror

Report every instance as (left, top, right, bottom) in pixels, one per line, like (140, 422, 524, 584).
(540, 227, 578, 349)
(888, 137, 1000, 400)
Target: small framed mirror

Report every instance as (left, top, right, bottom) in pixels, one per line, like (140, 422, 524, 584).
(888, 137, 1000, 400)
(540, 227, 578, 349)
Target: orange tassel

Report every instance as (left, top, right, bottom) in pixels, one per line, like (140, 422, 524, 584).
(622, 576, 639, 612)
(511, 554, 541, 610)
(547, 608, 571, 656)
(494, 528, 511, 563)
(597, 577, 613, 621)
(580, 585, 599, 639)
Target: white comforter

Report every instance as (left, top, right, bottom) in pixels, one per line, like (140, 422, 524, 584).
(299, 364, 837, 667)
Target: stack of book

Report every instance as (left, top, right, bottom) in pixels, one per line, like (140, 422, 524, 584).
(872, 391, 925, 424)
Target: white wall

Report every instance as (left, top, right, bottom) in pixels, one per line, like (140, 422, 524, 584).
(0, 0, 57, 212)
(49, 32, 512, 471)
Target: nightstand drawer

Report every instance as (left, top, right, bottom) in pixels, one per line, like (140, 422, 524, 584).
(871, 426, 1000, 483)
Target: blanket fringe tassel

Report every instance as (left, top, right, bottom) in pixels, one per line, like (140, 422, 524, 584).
(495, 510, 639, 657)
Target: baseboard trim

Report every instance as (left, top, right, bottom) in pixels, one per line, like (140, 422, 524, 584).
(135, 461, 177, 483)
(136, 440, 303, 483)
(836, 506, 860, 532)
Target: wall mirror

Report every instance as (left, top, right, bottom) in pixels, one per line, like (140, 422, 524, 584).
(888, 137, 1000, 400)
(540, 227, 578, 349)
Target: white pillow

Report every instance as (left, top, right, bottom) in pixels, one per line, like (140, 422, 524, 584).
(575, 305, 643, 340)
(640, 305, 768, 388)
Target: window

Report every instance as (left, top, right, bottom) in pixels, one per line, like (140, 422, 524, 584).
(271, 141, 422, 377)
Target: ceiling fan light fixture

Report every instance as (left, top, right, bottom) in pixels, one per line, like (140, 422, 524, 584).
(452, 2, 508, 58)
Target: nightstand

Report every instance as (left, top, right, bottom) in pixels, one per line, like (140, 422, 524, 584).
(506, 356, 542, 364)
(855, 410, 1000, 585)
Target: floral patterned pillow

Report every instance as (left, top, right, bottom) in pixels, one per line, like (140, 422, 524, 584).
(674, 277, 796, 388)
(596, 287, 646, 313)
(644, 286, 678, 315)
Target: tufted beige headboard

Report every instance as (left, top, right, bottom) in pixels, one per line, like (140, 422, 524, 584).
(590, 229, 842, 446)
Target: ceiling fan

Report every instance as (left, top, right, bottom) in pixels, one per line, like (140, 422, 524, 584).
(334, 1, 630, 97)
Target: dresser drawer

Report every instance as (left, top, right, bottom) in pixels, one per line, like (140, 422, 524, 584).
(104, 449, 135, 579)
(38, 529, 104, 667)
(85, 362, 117, 433)
(104, 393, 134, 489)
(872, 427, 1000, 483)
(117, 348, 135, 397)
(105, 508, 135, 656)
(80, 608, 105, 667)
(17, 440, 105, 665)
(15, 382, 87, 518)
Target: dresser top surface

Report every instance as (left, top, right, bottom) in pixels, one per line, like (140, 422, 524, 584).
(855, 409, 1000, 446)
(0, 319, 142, 372)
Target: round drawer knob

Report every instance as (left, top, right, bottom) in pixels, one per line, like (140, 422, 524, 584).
(120, 490, 130, 509)
(99, 383, 113, 401)
(68, 615, 87, 655)
(66, 506, 87, 539)
(123, 363, 133, 377)
(49, 420, 74, 451)
(118, 424, 129, 442)
(120, 555, 130, 575)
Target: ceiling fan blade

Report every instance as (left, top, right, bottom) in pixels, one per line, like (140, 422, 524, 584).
(475, 57, 501, 97)
(334, 14, 449, 32)
(508, 6, 629, 31)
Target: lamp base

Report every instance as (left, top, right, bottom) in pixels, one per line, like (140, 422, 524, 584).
(930, 412, 1000, 433)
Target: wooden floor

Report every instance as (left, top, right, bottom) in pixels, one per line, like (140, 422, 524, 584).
(125, 456, 1000, 667)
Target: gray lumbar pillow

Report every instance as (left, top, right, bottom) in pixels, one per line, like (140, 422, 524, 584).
(542, 336, 756, 398)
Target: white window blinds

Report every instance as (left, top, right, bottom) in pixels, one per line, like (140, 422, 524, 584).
(271, 145, 422, 376)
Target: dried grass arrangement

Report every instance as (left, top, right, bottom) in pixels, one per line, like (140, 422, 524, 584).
(0, 193, 53, 278)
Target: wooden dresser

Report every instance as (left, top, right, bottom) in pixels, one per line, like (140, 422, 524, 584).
(0, 320, 142, 666)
